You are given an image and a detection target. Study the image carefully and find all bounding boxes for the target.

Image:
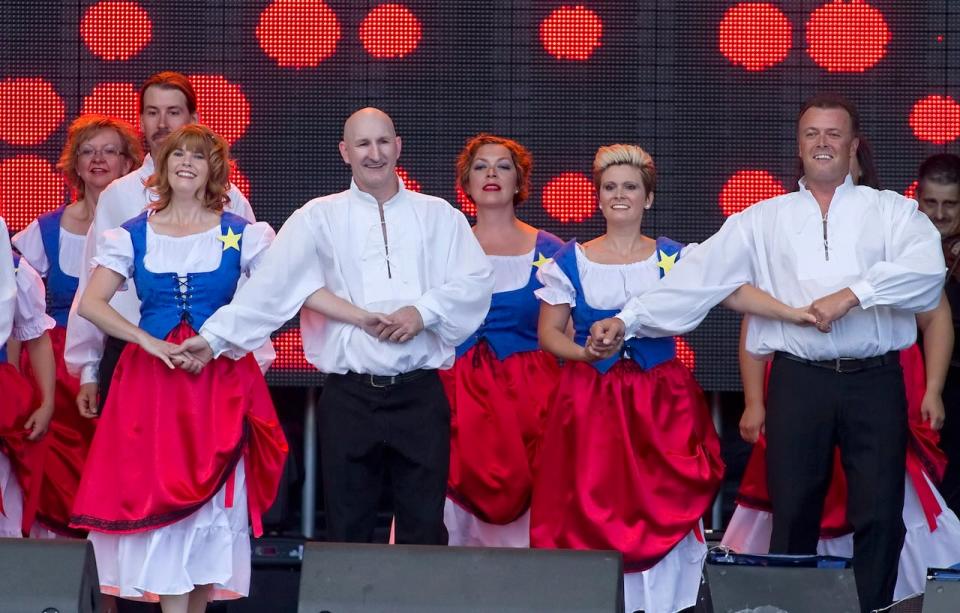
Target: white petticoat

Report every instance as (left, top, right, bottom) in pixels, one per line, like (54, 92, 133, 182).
(624, 527, 706, 613)
(443, 496, 530, 547)
(88, 459, 251, 602)
(721, 470, 960, 600)
(0, 450, 24, 538)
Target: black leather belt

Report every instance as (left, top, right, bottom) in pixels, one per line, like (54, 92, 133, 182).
(338, 369, 434, 388)
(774, 350, 899, 374)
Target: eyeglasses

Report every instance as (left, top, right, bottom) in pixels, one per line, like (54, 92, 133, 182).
(78, 145, 123, 159)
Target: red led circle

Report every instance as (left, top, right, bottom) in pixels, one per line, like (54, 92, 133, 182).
(0, 155, 67, 232)
(542, 172, 596, 223)
(360, 4, 423, 59)
(540, 6, 603, 61)
(719, 170, 786, 217)
(396, 166, 422, 192)
(719, 3, 792, 71)
(81, 82, 140, 133)
(189, 75, 251, 145)
(455, 184, 476, 217)
(676, 337, 696, 371)
(272, 328, 315, 371)
(909, 95, 960, 145)
(80, 1, 152, 61)
(805, 0, 889, 72)
(257, 0, 341, 68)
(0, 78, 65, 146)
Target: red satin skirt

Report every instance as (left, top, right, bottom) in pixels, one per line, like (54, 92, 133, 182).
(736, 344, 947, 535)
(530, 358, 725, 572)
(70, 323, 288, 537)
(440, 343, 560, 524)
(0, 362, 47, 534)
(19, 326, 93, 536)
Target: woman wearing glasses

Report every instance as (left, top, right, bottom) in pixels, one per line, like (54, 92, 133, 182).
(12, 114, 142, 538)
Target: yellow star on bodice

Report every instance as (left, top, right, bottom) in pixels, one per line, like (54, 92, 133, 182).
(532, 252, 552, 268)
(657, 250, 678, 275)
(217, 227, 242, 252)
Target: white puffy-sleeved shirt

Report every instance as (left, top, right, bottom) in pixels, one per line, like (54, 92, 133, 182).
(535, 242, 695, 310)
(12, 218, 85, 278)
(1, 217, 17, 343)
(489, 248, 536, 294)
(91, 216, 276, 372)
(65, 155, 256, 383)
(200, 179, 495, 376)
(11, 257, 56, 342)
(615, 177, 946, 360)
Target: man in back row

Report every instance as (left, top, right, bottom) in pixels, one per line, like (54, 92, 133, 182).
(916, 153, 960, 515)
(64, 71, 255, 414)
(592, 93, 945, 612)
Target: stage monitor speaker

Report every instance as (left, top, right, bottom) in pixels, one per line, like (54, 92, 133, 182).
(697, 551, 859, 613)
(0, 537, 101, 613)
(921, 568, 960, 613)
(297, 542, 624, 613)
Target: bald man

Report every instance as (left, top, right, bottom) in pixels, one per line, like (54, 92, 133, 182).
(177, 108, 494, 544)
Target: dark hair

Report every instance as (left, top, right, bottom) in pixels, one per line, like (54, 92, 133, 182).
(798, 92, 860, 136)
(852, 135, 879, 189)
(138, 71, 197, 115)
(918, 153, 960, 189)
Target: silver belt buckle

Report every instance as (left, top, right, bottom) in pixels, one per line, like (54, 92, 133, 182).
(370, 374, 396, 388)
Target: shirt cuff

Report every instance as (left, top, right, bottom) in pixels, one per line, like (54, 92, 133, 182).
(613, 308, 640, 340)
(848, 280, 875, 310)
(80, 363, 99, 386)
(200, 329, 232, 359)
(413, 302, 440, 329)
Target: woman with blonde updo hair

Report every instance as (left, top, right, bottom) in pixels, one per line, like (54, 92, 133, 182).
(531, 144, 812, 613)
(438, 133, 564, 547)
(72, 124, 288, 611)
(11, 113, 141, 539)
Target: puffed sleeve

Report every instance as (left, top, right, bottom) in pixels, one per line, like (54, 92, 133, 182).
(535, 259, 577, 306)
(0, 218, 16, 343)
(240, 221, 278, 371)
(90, 227, 135, 281)
(12, 258, 55, 341)
(11, 220, 50, 276)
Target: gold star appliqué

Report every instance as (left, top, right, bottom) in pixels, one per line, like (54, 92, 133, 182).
(657, 250, 678, 275)
(217, 227, 242, 252)
(532, 252, 552, 268)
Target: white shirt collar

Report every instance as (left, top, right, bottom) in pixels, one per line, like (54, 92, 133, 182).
(348, 175, 406, 207)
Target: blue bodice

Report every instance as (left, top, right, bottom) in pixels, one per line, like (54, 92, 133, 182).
(38, 206, 79, 327)
(123, 211, 248, 340)
(552, 237, 683, 374)
(457, 231, 564, 360)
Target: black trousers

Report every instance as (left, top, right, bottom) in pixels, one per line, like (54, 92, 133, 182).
(937, 365, 960, 514)
(97, 335, 127, 409)
(765, 355, 907, 613)
(319, 370, 450, 545)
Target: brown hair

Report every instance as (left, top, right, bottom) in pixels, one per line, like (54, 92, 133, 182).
(57, 114, 143, 199)
(592, 144, 657, 193)
(138, 71, 197, 115)
(145, 125, 230, 212)
(456, 134, 533, 206)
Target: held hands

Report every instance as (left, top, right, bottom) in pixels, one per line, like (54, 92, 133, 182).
(807, 288, 859, 334)
(739, 403, 765, 443)
(584, 318, 626, 361)
(169, 335, 215, 374)
(376, 306, 424, 344)
(24, 402, 54, 441)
